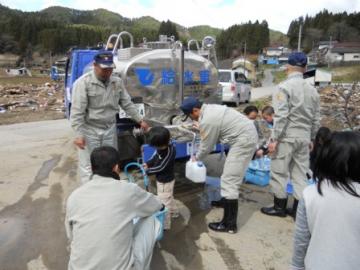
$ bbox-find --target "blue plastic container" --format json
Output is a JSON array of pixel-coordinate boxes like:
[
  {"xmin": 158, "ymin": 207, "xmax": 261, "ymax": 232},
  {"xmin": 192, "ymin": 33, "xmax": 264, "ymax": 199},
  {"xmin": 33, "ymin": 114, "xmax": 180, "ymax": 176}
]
[
  {"xmin": 155, "ymin": 208, "xmax": 167, "ymax": 240},
  {"xmin": 244, "ymin": 157, "xmax": 271, "ymax": 186},
  {"xmin": 244, "ymin": 168, "xmax": 270, "ymax": 186},
  {"xmin": 286, "ymin": 179, "xmax": 315, "ymax": 195}
]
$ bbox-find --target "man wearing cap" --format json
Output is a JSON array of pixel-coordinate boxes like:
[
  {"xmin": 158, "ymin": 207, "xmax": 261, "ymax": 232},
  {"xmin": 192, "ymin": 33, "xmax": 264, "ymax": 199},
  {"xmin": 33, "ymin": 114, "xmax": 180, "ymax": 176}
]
[
  {"xmin": 180, "ymin": 97, "xmax": 258, "ymax": 233},
  {"xmin": 70, "ymin": 51, "xmax": 149, "ymax": 183},
  {"xmin": 261, "ymin": 52, "xmax": 320, "ymax": 218}
]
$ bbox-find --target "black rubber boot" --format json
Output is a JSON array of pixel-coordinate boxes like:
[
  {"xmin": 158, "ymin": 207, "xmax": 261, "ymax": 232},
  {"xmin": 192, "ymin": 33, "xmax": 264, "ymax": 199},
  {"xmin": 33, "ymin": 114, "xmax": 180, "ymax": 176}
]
[
  {"xmin": 260, "ymin": 197, "xmax": 288, "ymax": 217},
  {"xmin": 287, "ymin": 199, "xmax": 299, "ymax": 220},
  {"xmin": 211, "ymin": 197, "xmax": 226, "ymax": 208},
  {"xmin": 208, "ymin": 199, "xmax": 238, "ymax": 233}
]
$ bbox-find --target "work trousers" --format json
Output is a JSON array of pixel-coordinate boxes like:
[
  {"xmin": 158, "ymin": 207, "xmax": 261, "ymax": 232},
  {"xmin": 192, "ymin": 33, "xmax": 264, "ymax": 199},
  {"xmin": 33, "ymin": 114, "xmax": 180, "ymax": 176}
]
[
  {"xmin": 270, "ymin": 139, "xmax": 310, "ymax": 200},
  {"xmin": 156, "ymin": 180, "xmax": 178, "ymax": 230},
  {"xmin": 132, "ymin": 216, "xmax": 162, "ymax": 270},
  {"xmin": 221, "ymin": 137, "xmax": 257, "ymax": 199},
  {"xmin": 78, "ymin": 124, "xmax": 117, "ymax": 183}
]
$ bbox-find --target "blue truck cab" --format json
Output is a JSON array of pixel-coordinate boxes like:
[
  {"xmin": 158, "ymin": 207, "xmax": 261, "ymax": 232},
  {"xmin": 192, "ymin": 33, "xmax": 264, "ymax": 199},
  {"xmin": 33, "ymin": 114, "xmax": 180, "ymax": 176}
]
[{"xmin": 64, "ymin": 49, "xmax": 99, "ymax": 119}]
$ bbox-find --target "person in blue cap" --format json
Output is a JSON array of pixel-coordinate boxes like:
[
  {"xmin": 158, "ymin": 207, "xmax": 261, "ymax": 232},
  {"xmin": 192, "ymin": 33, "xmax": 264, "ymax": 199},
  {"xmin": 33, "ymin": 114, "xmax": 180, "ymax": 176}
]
[
  {"xmin": 180, "ymin": 97, "xmax": 258, "ymax": 233},
  {"xmin": 70, "ymin": 51, "xmax": 149, "ymax": 183},
  {"xmin": 261, "ymin": 52, "xmax": 320, "ymax": 219}
]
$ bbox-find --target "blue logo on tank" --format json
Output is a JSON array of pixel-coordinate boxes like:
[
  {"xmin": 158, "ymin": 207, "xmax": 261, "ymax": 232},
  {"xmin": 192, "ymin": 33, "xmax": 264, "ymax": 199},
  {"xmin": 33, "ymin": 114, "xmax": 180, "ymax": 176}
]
[{"xmin": 134, "ymin": 68, "xmax": 154, "ymax": 86}]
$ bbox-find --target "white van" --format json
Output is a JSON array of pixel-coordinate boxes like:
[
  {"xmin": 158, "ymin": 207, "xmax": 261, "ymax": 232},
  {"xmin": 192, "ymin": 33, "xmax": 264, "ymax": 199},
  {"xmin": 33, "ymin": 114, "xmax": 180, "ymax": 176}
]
[{"xmin": 218, "ymin": 69, "xmax": 252, "ymax": 105}]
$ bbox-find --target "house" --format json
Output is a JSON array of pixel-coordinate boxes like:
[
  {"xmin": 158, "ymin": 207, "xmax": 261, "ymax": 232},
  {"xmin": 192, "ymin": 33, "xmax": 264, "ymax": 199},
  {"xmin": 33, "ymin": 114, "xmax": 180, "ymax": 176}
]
[
  {"xmin": 304, "ymin": 69, "xmax": 332, "ymax": 87},
  {"xmin": 318, "ymin": 40, "xmax": 338, "ymax": 50},
  {"xmin": 5, "ymin": 67, "xmax": 32, "ymax": 76},
  {"xmin": 265, "ymin": 47, "xmax": 283, "ymax": 57},
  {"xmin": 278, "ymin": 52, "xmax": 290, "ymax": 64},
  {"xmin": 261, "ymin": 46, "xmax": 290, "ymax": 65},
  {"xmin": 327, "ymin": 42, "xmax": 360, "ymax": 63},
  {"xmin": 232, "ymin": 58, "xmax": 255, "ymax": 79},
  {"xmin": 267, "ymin": 57, "xmax": 279, "ymax": 65}
]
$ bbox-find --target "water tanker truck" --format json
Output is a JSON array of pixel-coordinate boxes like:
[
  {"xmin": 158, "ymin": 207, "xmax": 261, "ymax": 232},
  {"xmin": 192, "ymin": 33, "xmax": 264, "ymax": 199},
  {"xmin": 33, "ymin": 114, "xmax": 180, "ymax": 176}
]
[{"xmin": 64, "ymin": 32, "xmax": 223, "ymax": 162}]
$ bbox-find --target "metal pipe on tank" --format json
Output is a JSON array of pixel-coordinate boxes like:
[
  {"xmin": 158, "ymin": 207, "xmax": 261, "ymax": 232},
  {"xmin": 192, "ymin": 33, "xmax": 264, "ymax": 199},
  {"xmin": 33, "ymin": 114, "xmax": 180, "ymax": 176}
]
[
  {"xmin": 112, "ymin": 35, "xmax": 123, "ymax": 54},
  {"xmin": 202, "ymin": 36, "xmax": 218, "ymax": 68},
  {"xmin": 119, "ymin": 31, "xmax": 134, "ymax": 48},
  {"xmin": 180, "ymin": 46, "xmax": 185, "ymax": 103},
  {"xmin": 173, "ymin": 41, "xmax": 185, "ymax": 103},
  {"xmin": 187, "ymin": 39, "xmax": 200, "ymax": 51},
  {"xmin": 112, "ymin": 31, "xmax": 134, "ymax": 54},
  {"xmin": 105, "ymin": 34, "xmax": 118, "ymax": 50}
]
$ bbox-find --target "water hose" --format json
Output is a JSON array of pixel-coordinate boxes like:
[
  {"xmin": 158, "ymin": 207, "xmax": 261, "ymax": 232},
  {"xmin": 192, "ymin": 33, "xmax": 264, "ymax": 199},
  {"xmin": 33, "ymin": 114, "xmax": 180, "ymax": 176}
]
[{"xmin": 124, "ymin": 162, "xmax": 149, "ymax": 191}]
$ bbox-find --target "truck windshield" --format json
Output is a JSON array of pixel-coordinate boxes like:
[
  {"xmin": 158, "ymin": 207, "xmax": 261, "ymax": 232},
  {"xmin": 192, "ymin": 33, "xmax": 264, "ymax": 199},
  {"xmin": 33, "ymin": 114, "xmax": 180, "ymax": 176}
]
[{"xmin": 219, "ymin": 71, "xmax": 231, "ymax": 83}]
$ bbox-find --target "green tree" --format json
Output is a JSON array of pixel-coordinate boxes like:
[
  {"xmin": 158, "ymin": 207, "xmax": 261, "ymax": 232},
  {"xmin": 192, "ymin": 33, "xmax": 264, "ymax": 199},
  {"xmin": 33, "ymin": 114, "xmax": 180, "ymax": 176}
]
[{"xmin": 158, "ymin": 20, "xmax": 179, "ymax": 40}]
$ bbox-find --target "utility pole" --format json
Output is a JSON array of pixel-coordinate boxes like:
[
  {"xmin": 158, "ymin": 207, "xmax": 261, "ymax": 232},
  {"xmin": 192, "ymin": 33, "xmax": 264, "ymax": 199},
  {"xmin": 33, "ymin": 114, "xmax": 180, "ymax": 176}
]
[
  {"xmin": 49, "ymin": 51, "xmax": 53, "ymax": 67},
  {"xmin": 243, "ymin": 41, "xmax": 247, "ymax": 72},
  {"xmin": 328, "ymin": 35, "xmax": 332, "ymax": 69},
  {"xmin": 297, "ymin": 23, "xmax": 302, "ymax": 52}
]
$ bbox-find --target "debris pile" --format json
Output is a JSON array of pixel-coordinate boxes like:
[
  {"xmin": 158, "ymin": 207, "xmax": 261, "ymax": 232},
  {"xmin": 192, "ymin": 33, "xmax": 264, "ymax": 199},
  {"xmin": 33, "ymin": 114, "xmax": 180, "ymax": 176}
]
[
  {"xmin": 320, "ymin": 84, "xmax": 360, "ymax": 130},
  {"xmin": 0, "ymin": 83, "xmax": 64, "ymax": 114}
]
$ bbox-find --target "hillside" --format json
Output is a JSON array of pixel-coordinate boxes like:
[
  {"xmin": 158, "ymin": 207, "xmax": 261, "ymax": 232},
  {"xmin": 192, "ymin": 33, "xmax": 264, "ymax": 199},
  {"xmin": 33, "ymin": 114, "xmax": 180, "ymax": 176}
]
[
  {"xmin": 188, "ymin": 25, "xmax": 222, "ymax": 41},
  {"xmin": 0, "ymin": 3, "xmax": 286, "ymax": 59},
  {"xmin": 132, "ymin": 16, "xmax": 160, "ymax": 30},
  {"xmin": 40, "ymin": 6, "xmax": 130, "ymax": 27},
  {"xmin": 269, "ymin": 29, "xmax": 289, "ymax": 46}
]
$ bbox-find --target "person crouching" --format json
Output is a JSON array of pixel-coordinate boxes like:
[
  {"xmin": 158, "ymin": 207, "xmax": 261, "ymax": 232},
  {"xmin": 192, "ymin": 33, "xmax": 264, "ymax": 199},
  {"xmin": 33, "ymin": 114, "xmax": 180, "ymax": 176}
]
[{"xmin": 65, "ymin": 146, "xmax": 163, "ymax": 270}]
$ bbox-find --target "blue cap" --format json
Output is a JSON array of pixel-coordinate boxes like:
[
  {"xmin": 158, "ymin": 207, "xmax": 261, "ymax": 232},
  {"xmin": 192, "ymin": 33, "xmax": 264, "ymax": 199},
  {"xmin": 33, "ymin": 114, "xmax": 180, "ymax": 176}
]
[
  {"xmin": 180, "ymin": 97, "xmax": 202, "ymax": 115},
  {"xmin": 288, "ymin": 52, "xmax": 307, "ymax": 67},
  {"xmin": 94, "ymin": 51, "xmax": 115, "ymax": 68}
]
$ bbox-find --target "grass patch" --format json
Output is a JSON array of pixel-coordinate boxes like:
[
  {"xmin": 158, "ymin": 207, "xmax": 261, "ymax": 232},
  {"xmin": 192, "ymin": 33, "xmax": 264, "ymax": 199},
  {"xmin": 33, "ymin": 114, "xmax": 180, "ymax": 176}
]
[
  {"xmin": 260, "ymin": 64, "xmax": 280, "ymax": 70},
  {"xmin": 331, "ymin": 65, "xmax": 360, "ymax": 83},
  {"xmin": 272, "ymin": 70, "xmax": 287, "ymax": 84}
]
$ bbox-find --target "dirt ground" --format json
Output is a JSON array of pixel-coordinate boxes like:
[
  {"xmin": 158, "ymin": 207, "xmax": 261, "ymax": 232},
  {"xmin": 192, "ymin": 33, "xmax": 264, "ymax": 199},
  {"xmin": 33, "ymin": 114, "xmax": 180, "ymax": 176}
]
[{"xmin": 0, "ymin": 120, "xmax": 294, "ymax": 270}]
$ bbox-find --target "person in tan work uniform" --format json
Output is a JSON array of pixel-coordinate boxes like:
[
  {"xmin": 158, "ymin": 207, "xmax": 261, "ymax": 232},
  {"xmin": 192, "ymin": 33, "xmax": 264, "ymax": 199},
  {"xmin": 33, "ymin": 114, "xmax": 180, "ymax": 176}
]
[
  {"xmin": 70, "ymin": 51, "xmax": 149, "ymax": 183},
  {"xmin": 180, "ymin": 97, "xmax": 258, "ymax": 233},
  {"xmin": 261, "ymin": 52, "xmax": 320, "ymax": 219},
  {"xmin": 66, "ymin": 146, "xmax": 163, "ymax": 270}
]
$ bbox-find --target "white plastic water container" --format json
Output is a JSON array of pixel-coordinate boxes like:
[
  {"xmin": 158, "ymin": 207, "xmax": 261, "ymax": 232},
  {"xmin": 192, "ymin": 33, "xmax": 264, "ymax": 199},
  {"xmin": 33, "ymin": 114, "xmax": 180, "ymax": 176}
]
[{"xmin": 186, "ymin": 160, "xmax": 207, "ymax": 183}]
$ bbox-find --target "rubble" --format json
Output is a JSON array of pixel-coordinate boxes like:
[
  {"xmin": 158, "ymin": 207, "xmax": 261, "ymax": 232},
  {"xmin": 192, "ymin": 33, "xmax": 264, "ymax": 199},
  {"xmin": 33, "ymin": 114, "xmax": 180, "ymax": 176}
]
[
  {"xmin": 0, "ymin": 83, "xmax": 64, "ymax": 114},
  {"xmin": 319, "ymin": 83, "xmax": 360, "ymax": 130}
]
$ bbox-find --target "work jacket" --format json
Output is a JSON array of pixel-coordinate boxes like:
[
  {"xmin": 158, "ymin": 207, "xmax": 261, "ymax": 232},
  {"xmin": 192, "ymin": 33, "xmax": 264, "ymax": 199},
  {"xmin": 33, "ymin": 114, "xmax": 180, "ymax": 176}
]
[
  {"xmin": 272, "ymin": 72, "xmax": 320, "ymax": 142},
  {"xmin": 65, "ymin": 175, "xmax": 162, "ymax": 270},
  {"xmin": 70, "ymin": 71, "xmax": 142, "ymax": 137},
  {"xmin": 196, "ymin": 104, "xmax": 257, "ymax": 160}
]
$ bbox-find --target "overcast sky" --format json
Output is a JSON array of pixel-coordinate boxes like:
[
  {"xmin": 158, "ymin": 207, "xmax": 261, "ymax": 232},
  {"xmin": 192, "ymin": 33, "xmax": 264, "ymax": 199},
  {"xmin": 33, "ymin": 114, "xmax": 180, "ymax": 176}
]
[{"xmin": 1, "ymin": 0, "xmax": 359, "ymax": 33}]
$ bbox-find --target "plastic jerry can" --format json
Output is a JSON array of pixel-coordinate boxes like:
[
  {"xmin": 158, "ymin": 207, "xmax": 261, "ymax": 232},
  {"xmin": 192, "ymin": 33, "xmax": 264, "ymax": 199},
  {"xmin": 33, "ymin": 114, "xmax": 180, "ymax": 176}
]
[{"xmin": 186, "ymin": 160, "xmax": 207, "ymax": 183}]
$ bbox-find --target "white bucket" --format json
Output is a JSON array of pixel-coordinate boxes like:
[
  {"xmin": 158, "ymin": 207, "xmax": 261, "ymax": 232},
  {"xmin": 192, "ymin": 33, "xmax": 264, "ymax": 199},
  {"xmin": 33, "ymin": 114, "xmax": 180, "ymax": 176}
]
[{"xmin": 186, "ymin": 160, "xmax": 207, "ymax": 183}]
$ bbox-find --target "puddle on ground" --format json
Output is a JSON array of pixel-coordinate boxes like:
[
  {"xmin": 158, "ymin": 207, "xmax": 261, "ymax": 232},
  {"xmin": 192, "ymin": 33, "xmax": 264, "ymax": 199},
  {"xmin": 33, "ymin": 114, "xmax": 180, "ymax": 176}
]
[{"xmin": 0, "ymin": 156, "xmax": 68, "ymax": 270}]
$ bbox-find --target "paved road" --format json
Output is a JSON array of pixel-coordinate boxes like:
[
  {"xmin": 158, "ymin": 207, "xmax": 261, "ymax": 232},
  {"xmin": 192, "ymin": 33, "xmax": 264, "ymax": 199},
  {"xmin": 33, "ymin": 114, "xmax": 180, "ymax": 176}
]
[
  {"xmin": 252, "ymin": 85, "xmax": 277, "ymax": 100},
  {"xmin": 0, "ymin": 76, "xmax": 288, "ymax": 270},
  {"xmin": 251, "ymin": 69, "xmax": 277, "ymax": 101}
]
